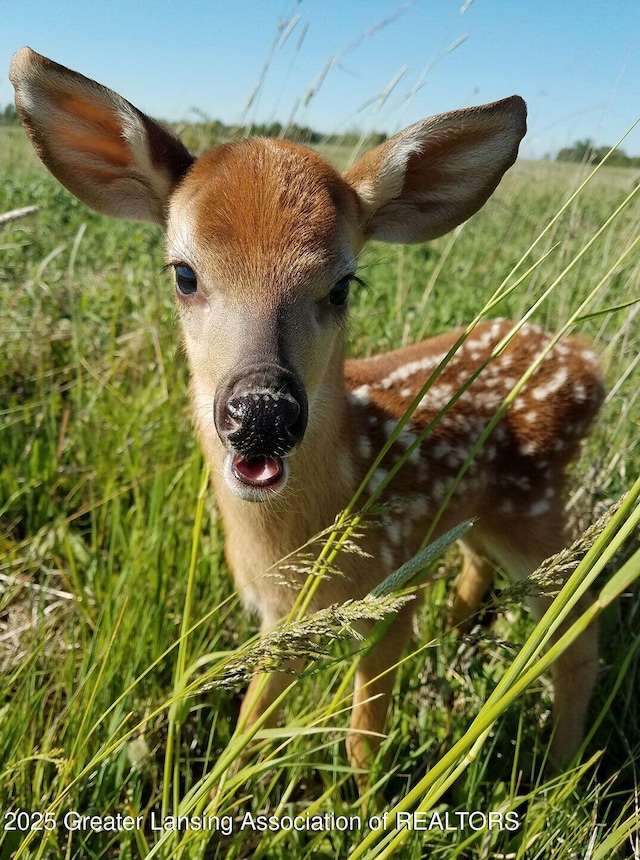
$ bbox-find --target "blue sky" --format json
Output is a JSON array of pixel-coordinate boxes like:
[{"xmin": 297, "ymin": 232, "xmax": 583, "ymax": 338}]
[{"xmin": 1, "ymin": 0, "xmax": 639, "ymax": 159}]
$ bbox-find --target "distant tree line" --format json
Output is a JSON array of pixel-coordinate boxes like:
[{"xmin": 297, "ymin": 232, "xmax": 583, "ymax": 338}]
[
  {"xmin": 4, "ymin": 101, "xmax": 639, "ymax": 166},
  {"xmin": 0, "ymin": 103, "xmax": 19, "ymax": 123},
  {"xmin": 556, "ymin": 138, "xmax": 640, "ymax": 168},
  {"xmin": 247, "ymin": 120, "xmax": 387, "ymax": 148}
]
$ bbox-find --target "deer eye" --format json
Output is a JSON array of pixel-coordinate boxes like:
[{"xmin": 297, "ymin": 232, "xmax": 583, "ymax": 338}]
[
  {"xmin": 175, "ymin": 264, "xmax": 198, "ymax": 296},
  {"xmin": 328, "ymin": 276, "xmax": 352, "ymax": 307}
]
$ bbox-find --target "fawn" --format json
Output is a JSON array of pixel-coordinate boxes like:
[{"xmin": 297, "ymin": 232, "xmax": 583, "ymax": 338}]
[{"xmin": 10, "ymin": 47, "xmax": 604, "ymax": 783}]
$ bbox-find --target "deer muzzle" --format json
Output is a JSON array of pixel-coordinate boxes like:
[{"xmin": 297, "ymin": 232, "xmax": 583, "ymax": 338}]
[{"xmin": 214, "ymin": 363, "xmax": 308, "ymax": 500}]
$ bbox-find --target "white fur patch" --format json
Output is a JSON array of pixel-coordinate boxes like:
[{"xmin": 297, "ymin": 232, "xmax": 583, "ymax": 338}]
[
  {"xmin": 376, "ymin": 353, "xmax": 445, "ymax": 390},
  {"xmin": 368, "ymin": 468, "xmax": 387, "ymax": 493},
  {"xmin": 350, "ymin": 384, "xmax": 371, "ymax": 405},
  {"xmin": 531, "ymin": 366, "xmax": 569, "ymax": 401},
  {"xmin": 527, "ymin": 499, "xmax": 550, "ymax": 517},
  {"xmin": 358, "ymin": 435, "xmax": 373, "ymax": 460},
  {"xmin": 380, "ymin": 543, "xmax": 395, "ymax": 571}
]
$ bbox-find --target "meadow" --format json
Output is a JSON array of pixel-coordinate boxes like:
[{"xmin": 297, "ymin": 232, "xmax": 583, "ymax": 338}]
[{"xmin": 1, "ymin": 114, "xmax": 639, "ymax": 860}]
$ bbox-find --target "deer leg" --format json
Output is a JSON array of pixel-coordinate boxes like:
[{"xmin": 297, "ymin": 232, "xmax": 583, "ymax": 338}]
[
  {"xmin": 472, "ymin": 516, "xmax": 599, "ymax": 766},
  {"xmin": 238, "ymin": 659, "xmax": 305, "ymax": 734},
  {"xmin": 528, "ymin": 594, "xmax": 598, "ymax": 765},
  {"xmin": 347, "ymin": 609, "xmax": 413, "ymax": 786},
  {"xmin": 449, "ymin": 547, "xmax": 495, "ymax": 632}
]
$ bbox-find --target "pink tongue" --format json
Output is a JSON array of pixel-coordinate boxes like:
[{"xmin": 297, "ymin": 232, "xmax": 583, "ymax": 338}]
[{"xmin": 234, "ymin": 455, "xmax": 283, "ymax": 485}]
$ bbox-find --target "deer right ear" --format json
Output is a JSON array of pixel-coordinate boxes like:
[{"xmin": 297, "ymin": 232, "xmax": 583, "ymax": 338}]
[
  {"xmin": 344, "ymin": 96, "xmax": 527, "ymax": 244},
  {"xmin": 9, "ymin": 47, "xmax": 194, "ymax": 224}
]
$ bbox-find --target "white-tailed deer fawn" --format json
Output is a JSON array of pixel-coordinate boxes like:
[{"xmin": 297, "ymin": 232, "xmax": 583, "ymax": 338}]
[{"xmin": 11, "ymin": 48, "xmax": 604, "ymax": 783}]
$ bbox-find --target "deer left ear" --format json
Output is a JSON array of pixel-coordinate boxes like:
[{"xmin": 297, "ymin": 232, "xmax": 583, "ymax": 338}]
[
  {"xmin": 344, "ymin": 95, "xmax": 527, "ymax": 244},
  {"xmin": 9, "ymin": 47, "xmax": 194, "ymax": 224}
]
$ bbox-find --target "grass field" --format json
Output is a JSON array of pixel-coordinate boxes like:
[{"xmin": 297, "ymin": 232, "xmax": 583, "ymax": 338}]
[{"xmin": 1, "ymin": 116, "xmax": 639, "ymax": 860}]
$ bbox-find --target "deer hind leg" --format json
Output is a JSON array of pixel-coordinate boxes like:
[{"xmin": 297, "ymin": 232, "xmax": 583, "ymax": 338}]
[
  {"xmin": 528, "ymin": 593, "xmax": 598, "ymax": 765},
  {"xmin": 449, "ymin": 546, "xmax": 496, "ymax": 632},
  {"xmin": 473, "ymin": 516, "xmax": 598, "ymax": 765},
  {"xmin": 347, "ymin": 604, "xmax": 415, "ymax": 787}
]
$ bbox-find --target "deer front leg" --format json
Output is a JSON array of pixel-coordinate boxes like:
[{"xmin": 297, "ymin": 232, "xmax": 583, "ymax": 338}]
[
  {"xmin": 238, "ymin": 660, "xmax": 305, "ymax": 734},
  {"xmin": 449, "ymin": 549, "xmax": 495, "ymax": 632},
  {"xmin": 214, "ymin": 661, "xmax": 303, "ymax": 793}
]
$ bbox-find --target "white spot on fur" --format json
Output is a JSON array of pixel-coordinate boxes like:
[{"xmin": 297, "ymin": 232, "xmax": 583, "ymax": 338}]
[
  {"xmin": 454, "ymin": 413, "xmax": 472, "ymax": 434},
  {"xmin": 455, "ymin": 475, "xmax": 469, "ymax": 493},
  {"xmin": 368, "ymin": 468, "xmax": 387, "ymax": 493},
  {"xmin": 430, "ymin": 439, "xmax": 451, "ymax": 459},
  {"xmin": 521, "ymin": 322, "xmax": 543, "ymax": 338},
  {"xmin": 446, "ymin": 447, "xmax": 469, "ymax": 468},
  {"xmin": 527, "ymin": 499, "xmax": 551, "ymax": 517},
  {"xmin": 350, "ymin": 384, "xmax": 371, "ymax": 405},
  {"xmin": 490, "ymin": 320, "xmax": 504, "ymax": 339},
  {"xmin": 437, "ymin": 415, "xmax": 453, "ymax": 432},
  {"xmin": 573, "ymin": 382, "xmax": 587, "ymax": 402},
  {"xmin": 392, "ymin": 426, "xmax": 421, "ymax": 464},
  {"xmin": 484, "ymin": 376, "xmax": 504, "ymax": 389},
  {"xmin": 376, "ymin": 353, "xmax": 445, "ymax": 390},
  {"xmin": 384, "ymin": 419, "xmax": 396, "ymax": 437},
  {"xmin": 424, "ymin": 384, "xmax": 454, "ymax": 410},
  {"xmin": 380, "ymin": 543, "xmax": 394, "ymax": 570},
  {"xmin": 388, "ymin": 521, "xmax": 403, "ymax": 546},
  {"xmin": 548, "ymin": 366, "xmax": 569, "ymax": 391},
  {"xmin": 499, "ymin": 353, "xmax": 514, "ymax": 369},
  {"xmin": 410, "ymin": 497, "xmax": 428, "ymax": 520},
  {"xmin": 358, "ymin": 435, "xmax": 373, "ymax": 460},
  {"xmin": 469, "ymin": 328, "xmax": 494, "ymax": 351},
  {"xmin": 399, "ymin": 429, "xmax": 419, "ymax": 449},
  {"xmin": 492, "ymin": 426, "xmax": 507, "ymax": 443},
  {"xmin": 531, "ymin": 366, "xmax": 569, "ymax": 401},
  {"xmin": 431, "ymin": 478, "xmax": 446, "ymax": 501},
  {"xmin": 384, "ymin": 419, "xmax": 419, "ymax": 454}
]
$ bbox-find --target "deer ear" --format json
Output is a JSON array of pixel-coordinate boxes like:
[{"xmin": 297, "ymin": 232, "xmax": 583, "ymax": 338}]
[
  {"xmin": 344, "ymin": 96, "xmax": 527, "ymax": 244},
  {"xmin": 9, "ymin": 47, "xmax": 194, "ymax": 224}
]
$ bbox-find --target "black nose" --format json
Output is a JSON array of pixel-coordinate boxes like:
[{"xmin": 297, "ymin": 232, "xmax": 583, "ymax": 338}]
[
  {"xmin": 214, "ymin": 364, "xmax": 308, "ymax": 458},
  {"xmin": 226, "ymin": 389, "xmax": 303, "ymax": 457}
]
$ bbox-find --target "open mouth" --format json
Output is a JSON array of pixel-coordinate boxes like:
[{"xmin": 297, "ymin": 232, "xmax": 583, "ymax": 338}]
[
  {"xmin": 232, "ymin": 454, "xmax": 284, "ymax": 488},
  {"xmin": 226, "ymin": 453, "xmax": 288, "ymax": 499}
]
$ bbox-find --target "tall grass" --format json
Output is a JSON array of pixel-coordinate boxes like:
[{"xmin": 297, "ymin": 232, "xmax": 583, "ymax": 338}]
[{"xmin": 1, "ymin": 52, "xmax": 639, "ymax": 860}]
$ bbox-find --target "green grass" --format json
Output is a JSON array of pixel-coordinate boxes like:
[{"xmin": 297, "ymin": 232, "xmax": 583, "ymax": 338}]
[{"xmin": 1, "ymin": 121, "xmax": 639, "ymax": 860}]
